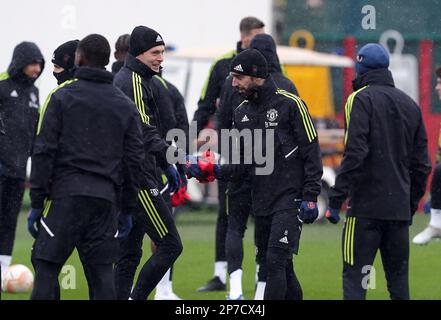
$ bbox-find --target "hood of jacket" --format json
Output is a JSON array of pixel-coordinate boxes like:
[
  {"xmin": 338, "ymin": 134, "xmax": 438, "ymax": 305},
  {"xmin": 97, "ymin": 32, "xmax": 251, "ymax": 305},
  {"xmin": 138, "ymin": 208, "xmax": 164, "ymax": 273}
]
[
  {"xmin": 7, "ymin": 41, "xmax": 45, "ymax": 84},
  {"xmin": 250, "ymin": 34, "xmax": 281, "ymax": 74}
]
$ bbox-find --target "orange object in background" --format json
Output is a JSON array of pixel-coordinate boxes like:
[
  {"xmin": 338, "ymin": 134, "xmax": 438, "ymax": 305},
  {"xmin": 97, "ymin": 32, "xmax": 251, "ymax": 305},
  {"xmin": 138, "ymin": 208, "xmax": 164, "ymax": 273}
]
[{"xmin": 284, "ymin": 65, "xmax": 335, "ymax": 119}]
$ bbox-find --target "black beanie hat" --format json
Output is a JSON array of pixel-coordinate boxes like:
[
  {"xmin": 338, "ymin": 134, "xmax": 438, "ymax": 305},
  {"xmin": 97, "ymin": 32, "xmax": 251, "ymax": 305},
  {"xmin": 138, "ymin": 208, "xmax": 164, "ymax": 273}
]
[
  {"xmin": 52, "ymin": 40, "xmax": 79, "ymax": 70},
  {"xmin": 129, "ymin": 26, "xmax": 165, "ymax": 56},
  {"xmin": 230, "ymin": 48, "xmax": 268, "ymax": 79}
]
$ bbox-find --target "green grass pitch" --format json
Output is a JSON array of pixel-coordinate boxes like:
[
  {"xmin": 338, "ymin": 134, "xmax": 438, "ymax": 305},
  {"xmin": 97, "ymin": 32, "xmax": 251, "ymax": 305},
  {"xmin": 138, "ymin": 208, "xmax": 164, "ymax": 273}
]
[{"xmin": 3, "ymin": 205, "xmax": 441, "ymax": 300}]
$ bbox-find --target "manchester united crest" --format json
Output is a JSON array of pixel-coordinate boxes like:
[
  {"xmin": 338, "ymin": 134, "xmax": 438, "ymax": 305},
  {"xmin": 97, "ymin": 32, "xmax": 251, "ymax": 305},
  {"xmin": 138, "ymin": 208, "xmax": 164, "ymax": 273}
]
[
  {"xmin": 149, "ymin": 188, "xmax": 159, "ymax": 197},
  {"xmin": 266, "ymin": 108, "xmax": 278, "ymax": 122}
]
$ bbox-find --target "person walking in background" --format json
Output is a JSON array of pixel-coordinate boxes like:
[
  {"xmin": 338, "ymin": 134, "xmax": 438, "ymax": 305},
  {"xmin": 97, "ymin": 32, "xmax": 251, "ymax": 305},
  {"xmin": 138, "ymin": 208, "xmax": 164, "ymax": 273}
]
[{"xmin": 326, "ymin": 44, "xmax": 431, "ymax": 300}]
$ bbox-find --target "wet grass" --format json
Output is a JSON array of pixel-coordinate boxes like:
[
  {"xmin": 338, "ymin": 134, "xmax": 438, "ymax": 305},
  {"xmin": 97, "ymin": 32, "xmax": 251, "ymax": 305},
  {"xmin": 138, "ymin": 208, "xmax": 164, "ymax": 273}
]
[{"xmin": 3, "ymin": 206, "xmax": 440, "ymax": 300}]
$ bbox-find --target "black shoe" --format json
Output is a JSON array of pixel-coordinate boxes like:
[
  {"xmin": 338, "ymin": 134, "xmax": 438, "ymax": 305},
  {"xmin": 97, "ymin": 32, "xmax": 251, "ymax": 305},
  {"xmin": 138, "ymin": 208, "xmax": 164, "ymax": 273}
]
[{"xmin": 196, "ymin": 276, "xmax": 226, "ymax": 292}]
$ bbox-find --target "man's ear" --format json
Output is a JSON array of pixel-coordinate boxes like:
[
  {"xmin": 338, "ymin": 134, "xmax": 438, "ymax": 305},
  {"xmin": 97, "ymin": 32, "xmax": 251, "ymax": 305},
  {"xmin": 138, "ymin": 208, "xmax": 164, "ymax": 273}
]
[
  {"xmin": 254, "ymin": 77, "xmax": 265, "ymax": 86},
  {"xmin": 74, "ymin": 49, "xmax": 84, "ymax": 67}
]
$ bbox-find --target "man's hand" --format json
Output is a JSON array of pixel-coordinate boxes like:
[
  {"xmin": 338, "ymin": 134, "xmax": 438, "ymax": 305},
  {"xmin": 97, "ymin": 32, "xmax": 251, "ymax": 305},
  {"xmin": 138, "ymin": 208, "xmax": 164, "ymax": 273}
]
[
  {"xmin": 325, "ymin": 207, "xmax": 341, "ymax": 224},
  {"xmin": 299, "ymin": 201, "xmax": 319, "ymax": 224},
  {"xmin": 171, "ymin": 185, "xmax": 191, "ymax": 207},
  {"xmin": 117, "ymin": 213, "xmax": 133, "ymax": 239},
  {"xmin": 185, "ymin": 155, "xmax": 204, "ymax": 179},
  {"xmin": 27, "ymin": 208, "xmax": 43, "ymax": 239},
  {"xmin": 164, "ymin": 165, "xmax": 180, "ymax": 193},
  {"xmin": 185, "ymin": 152, "xmax": 217, "ymax": 183}
]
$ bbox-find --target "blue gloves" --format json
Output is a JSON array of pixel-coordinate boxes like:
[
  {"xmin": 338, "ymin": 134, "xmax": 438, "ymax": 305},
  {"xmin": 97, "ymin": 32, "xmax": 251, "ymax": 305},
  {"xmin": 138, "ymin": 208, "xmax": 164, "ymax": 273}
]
[
  {"xmin": 424, "ymin": 198, "xmax": 431, "ymax": 214},
  {"xmin": 325, "ymin": 207, "xmax": 341, "ymax": 224},
  {"xmin": 27, "ymin": 208, "xmax": 43, "ymax": 239},
  {"xmin": 299, "ymin": 201, "xmax": 319, "ymax": 224},
  {"xmin": 176, "ymin": 163, "xmax": 188, "ymax": 188},
  {"xmin": 117, "ymin": 213, "xmax": 133, "ymax": 238},
  {"xmin": 164, "ymin": 165, "xmax": 180, "ymax": 193},
  {"xmin": 185, "ymin": 154, "xmax": 218, "ymax": 182},
  {"xmin": 185, "ymin": 155, "xmax": 203, "ymax": 179}
]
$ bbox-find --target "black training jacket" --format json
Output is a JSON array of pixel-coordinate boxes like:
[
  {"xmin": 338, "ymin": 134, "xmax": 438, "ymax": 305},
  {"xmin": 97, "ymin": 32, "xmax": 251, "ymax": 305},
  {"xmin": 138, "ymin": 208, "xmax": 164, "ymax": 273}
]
[
  {"xmin": 218, "ymin": 75, "xmax": 323, "ymax": 216},
  {"xmin": 114, "ymin": 54, "xmax": 178, "ymax": 177},
  {"xmin": 30, "ymin": 67, "xmax": 145, "ymax": 209},
  {"xmin": 0, "ymin": 42, "xmax": 45, "ymax": 179},
  {"xmin": 216, "ymin": 36, "xmax": 298, "ymax": 196},
  {"xmin": 152, "ymin": 75, "xmax": 189, "ymax": 150},
  {"xmin": 329, "ymin": 68, "xmax": 431, "ymax": 220}
]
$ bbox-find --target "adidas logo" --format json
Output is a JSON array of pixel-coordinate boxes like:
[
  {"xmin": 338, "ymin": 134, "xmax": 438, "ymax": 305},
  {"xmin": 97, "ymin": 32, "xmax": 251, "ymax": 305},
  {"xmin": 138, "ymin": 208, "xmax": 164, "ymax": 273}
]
[
  {"xmin": 234, "ymin": 64, "xmax": 244, "ymax": 72},
  {"xmin": 241, "ymin": 115, "xmax": 249, "ymax": 122},
  {"xmin": 279, "ymin": 236, "xmax": 288, "ymax": 244},
  {"xmin": 156, "ymin": 35, "xmax": 163, "ymax": 42},
  {"xmin": 10, "ymin": 90, "xmax": 18, "ymax": 97}
]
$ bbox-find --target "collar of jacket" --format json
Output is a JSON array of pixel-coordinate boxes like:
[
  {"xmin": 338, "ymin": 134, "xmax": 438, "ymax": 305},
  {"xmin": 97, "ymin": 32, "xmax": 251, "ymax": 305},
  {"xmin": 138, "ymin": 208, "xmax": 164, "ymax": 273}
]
[
  {"xmin": 352, "ymin": 68, "xmax": 395, "ymax": 91},
  {"xmin": 124, "ymin": 54, "xmax": 158, "ymax": 79},
  {"xmin": 248, "ymin": 74, "xmax": 277, "ymax": 107},
  {"xmin": 74, "ymin": 67, "xmax": 114, "ymax": 83},
  {"xmin": 236, "ymin": 41, "xmax": 244, "ymax": 54}
]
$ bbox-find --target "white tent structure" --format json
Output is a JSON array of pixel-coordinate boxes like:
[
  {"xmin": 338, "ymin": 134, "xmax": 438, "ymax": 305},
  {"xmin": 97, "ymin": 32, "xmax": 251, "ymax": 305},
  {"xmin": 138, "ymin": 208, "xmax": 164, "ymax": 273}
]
[
  {"xmin": 162, "ymin": 45, "xmax": 353, "ymax": 119},
  {"xmin": 167, "ymin": 45, "xmax": 353, "ymax": 67}
]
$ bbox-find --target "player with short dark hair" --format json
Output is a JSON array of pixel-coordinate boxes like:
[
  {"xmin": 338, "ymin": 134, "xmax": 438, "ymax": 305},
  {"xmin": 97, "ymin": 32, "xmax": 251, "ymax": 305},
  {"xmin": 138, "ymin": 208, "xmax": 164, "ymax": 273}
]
[
  {"xmin": 28, "ymin": 33, "xmax": 145, "ymax": 300},
  {"xmin": 112, "ymin": 34, "xmax": 130, "ymax": 74}
]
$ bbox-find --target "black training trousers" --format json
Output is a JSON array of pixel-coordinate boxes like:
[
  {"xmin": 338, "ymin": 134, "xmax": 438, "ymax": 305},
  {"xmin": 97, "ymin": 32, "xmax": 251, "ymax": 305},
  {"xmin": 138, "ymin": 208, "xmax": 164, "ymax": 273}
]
[
  {"xmin": 342, "ymin": 216, "xmax": 409, "ymax": 300},
  {"xmin": 254, "ymin": 207, "xmax": 303, "ymax": 300},
  {"xmin": 0, "ymin": 176, "xmax": 25, "ymax": 256},
  {"xmin": 215, "ymin": 180, "xmax": 228, "ymax": 262},
  {"xmin": 31, "ymin": 196, "xmax": 118, "ymax": 300},
  {"xmin": 114, "ymin": 188, "xmax": 182, "ymax": 300},
  {"xmin": 225, "ymin": 185, "xmax": 252, "ymax": 275}
]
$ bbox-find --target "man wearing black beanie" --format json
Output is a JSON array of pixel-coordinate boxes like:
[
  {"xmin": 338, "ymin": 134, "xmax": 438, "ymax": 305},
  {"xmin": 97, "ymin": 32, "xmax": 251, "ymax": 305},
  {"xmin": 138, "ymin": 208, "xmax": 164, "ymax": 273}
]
[
  {"xmin": 216, "ymin": 35, "xmax": 299, "ymax": 300},
  {"xmin": 195, "ymin": 17, "xmax": 265, "ymax": 293},
  {"xmin": 52, "ymin": 40, "xmax": 79, "ymax": 85},
  {"xmin": 188, "ymin": 48, "xmax": 323, "ymax": 300},
  {"xmin": 113, "ymin": 25, "xmax": 186, "ymax": 300}
]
